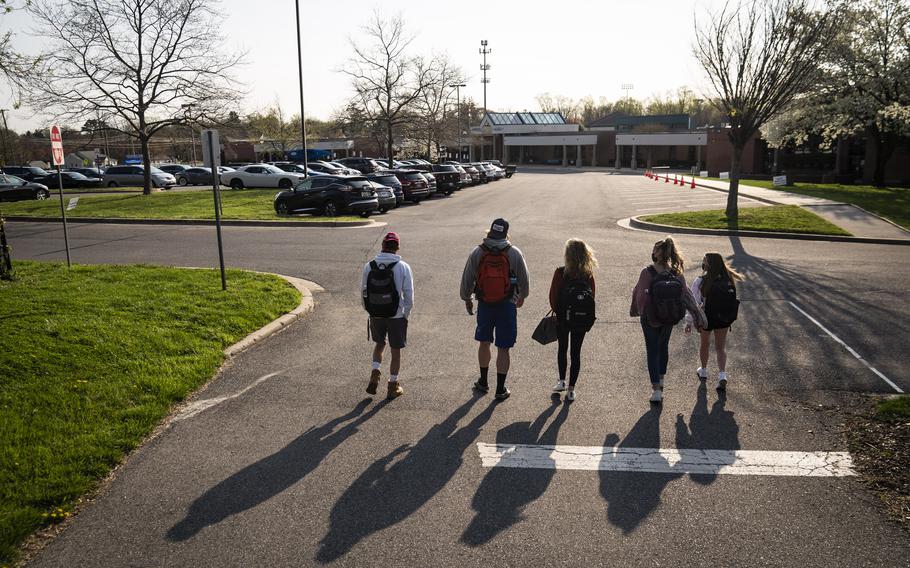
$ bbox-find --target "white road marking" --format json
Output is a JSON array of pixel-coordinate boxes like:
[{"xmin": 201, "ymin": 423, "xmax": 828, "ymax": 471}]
[
  {"xmin": 172, "ymin": 371, "xmax": 285, "ymax": 422},
  {"xmin": 476, "ymin": 443, "xmax": 855, "ymax": 477},
  {"xmin": 788, "ymin": 302, "xmax": 903, "ymax": 393}
]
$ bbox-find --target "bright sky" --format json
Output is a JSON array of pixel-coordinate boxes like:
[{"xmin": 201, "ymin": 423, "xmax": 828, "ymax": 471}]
[{"xmin": 0, "ymin": 0, "xmax": 722, "ymax": 132}]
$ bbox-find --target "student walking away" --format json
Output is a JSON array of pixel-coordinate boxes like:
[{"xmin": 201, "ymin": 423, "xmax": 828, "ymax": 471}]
[
  {"xmin": 685, "ymin": 252, "xmax": 743, "ymax": 391},
  {"xmin": 460, "ymin": 218, "xmax": 530, "ymax": 401},
  {"xmin": 630, "ymin": 237, "xmax": 706, "ymax": 404},
  {"xmin": 363, "ymin": 232, "xmax": 414, "ymax": 400},
  {"xmin": 549, "ymin": 239, "xmax": 598, "ymax": 402}
]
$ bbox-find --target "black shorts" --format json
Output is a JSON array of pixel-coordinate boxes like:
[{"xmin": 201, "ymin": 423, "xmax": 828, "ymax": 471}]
[{"xmin": 370, "ymin": 317, "xmax": 408, "ymax": 349}]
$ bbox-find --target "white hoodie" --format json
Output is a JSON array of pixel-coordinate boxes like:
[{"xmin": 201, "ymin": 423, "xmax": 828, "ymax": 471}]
[{"xmin": 361, "ymin": 251, "xmax": 414, "ymax": 319}]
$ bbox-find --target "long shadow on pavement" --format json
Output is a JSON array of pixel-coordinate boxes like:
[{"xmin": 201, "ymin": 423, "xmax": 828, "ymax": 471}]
[
  {"xmin": 316, "ymin": 394, "xmax": 496, "ymax": 563},
  {"xmin": 167, "ymin": 398, "xmax": 385, "ymax": 541},
  {"xmin": 461, "ymin": 397, "xmax": 570, "ymax": 546},
  {"xmin": 675, "ymin": 383, "xmax": 739, "ymax": 484},
  {"xmin": 599, "ymin": 406, "xmax": 682, "ymax": 534}
]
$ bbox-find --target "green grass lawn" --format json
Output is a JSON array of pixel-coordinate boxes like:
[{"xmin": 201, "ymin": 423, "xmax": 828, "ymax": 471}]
[
  {"xmin": 0, "ymin": 189, "xmax": 361, "ymax": 222},
  {"xmin": 0, "ymin": 261, "xmax": 301, "ymax": 563},
  {"xmin": 876, "ymin": 396, "xmax": 910, "ymax": 422},
  {"xmin": 641, "ymin": 205, "xmax": 852, "ymax": 236},
  {"xmin": 698, "ymin": 177, "xmax": 910, "ymax": 231}
]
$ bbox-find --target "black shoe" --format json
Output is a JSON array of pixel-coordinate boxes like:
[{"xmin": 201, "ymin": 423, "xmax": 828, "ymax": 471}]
[
  {"xmin": 473, "ymin": 380, "xmax": 489, "ymax": 394},
  {"xmin": 495, "ymin": 388, "xmax": 511, "ymax": 401}
]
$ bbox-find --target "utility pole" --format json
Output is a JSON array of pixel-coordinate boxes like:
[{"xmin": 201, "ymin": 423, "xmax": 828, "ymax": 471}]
[
  {"xmin": 450, "ymin": 83, "xmax": 466, "ymax": 161},
  {"xmin": 0, "ymin": 109, "xmax": 10, "ymax": 165},
  {"xmin": 479, "ymin": 40, "xmax": 491, "ymax": 160},
  {"xmin": 295, "ymin": 0, "xmax": 309, "ymax": 174},
  {"xmin": 181, "ymin": 103, "xmax": 198, "ymax": 165}
]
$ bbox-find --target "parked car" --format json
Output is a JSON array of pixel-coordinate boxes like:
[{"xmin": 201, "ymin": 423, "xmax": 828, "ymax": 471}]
[
  {"xmin": 271, "ymin": 162, "xmax": 326, "ymax": 177},
  {"xmin": 422, "ymin": 172, "xmax": 438, "ymax": 196},
  {"xmin": 67, "ymin": 167, "xmax": 106, "ymax": 178},
  {"xmin": 175, "ymin": 167, "xmax": 219, "ymax": 186},
  {"xmin": 158, "ymin": 164, "xmax": 191, "ymax": 176},
  {"xmin": 306, "ymin": 161, "xmax": 341, "ymax": 175},
  {"xmin": 103, "ymin": 165, "xmax": 176, "ymax": 188},
  {"xmin": 217, "ymin": 166, "xmax": 236, "ymax": 174},
  {"xmin": 400, "ymin": 159, "xmax": 431, "ymax": 172},
  {"xmin": 485, "ymin": 162, "xmax": 506, "ymax": 180},
  {"xmin": 220, "ymin": 164, "xmax": 306, "ymax": 189},
  {"xmin": 273, "ymin": 175, "xmax": 378, "ymax": 217},
  {"xmin": 469, "ymin": 162, "xmax": 492, "ymax": 184},
  {"xmin": 328, "ymin": 161, "xmax": 361, "ymax": 176},
  {"xmin": 456, "ymin": 163, "xmax": 482, "ymax": 185},
  {"xmin": 1, "ymin": 166, "xmax": 51, "ymax": 182},
  {"xmin": 429, "ymin": 165, "xmax": 462, "ymax": 194},
  {"xmin": 34, "ymin": 171, "xmax": 102, "ymax": 188},
  {"xmin": 336, "ymin": 157, "xmax": 383, "ymax": 174},
  {"xmin": 367, "ymin": 171, "xmax": 405, "ymax": 205},
  {"xmin": 488, "ymin": 159, "xmax": 517, "ymax": 178},
  {"xmin": 0, "ymin": 174, "xmax": 50, "ymax": 201},
  {"xmin": 368, "ymin": 180, "xmax": 397, "ymax": 213},
  {"xmin": 384, "ymin": 169, "xmax": 430, "ymax": 203}
]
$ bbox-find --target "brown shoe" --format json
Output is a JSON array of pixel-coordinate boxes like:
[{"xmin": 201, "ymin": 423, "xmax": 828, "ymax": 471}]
[
  {"xmin": 367, "ymin": 369, "xmax": 381, "ymax": 395},
  {"xmin": 387, "ymin": 381, "xmax": 404, "ymax": 400}
]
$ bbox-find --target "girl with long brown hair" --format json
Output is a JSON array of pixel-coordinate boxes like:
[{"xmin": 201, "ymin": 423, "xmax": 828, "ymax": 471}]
[
  {"xmin": 685, "ymin": 252, "xmax": 744, "ymax": 390},
  {"xmin": 549, "ymin": 238, "xmax": 598, "ymax": 401},
  {"xmin": 631, "ymin": 237, "xmax": 706, "ymax": 403}
]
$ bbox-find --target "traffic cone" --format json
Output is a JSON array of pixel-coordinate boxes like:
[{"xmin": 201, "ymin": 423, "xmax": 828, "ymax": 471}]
[
  {"xmin": 665, "ymin": 174, "xmax": 669, "ymax": 183},
  {"xmin": 654, "ymin": 173, "xmax": 659, "ymax": 182},
  {"xmin": 690, "ymin": 176, "xmax": 696, "ymax": 189},
  {"xmin": 673, "ymin": 175, "xmax": 678, "ymax": 185}
]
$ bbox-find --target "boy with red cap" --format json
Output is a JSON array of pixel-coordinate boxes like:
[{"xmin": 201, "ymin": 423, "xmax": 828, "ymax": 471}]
[{"xmin": 362, "ymin": 232, "xmax": 414, "ymax": 399}]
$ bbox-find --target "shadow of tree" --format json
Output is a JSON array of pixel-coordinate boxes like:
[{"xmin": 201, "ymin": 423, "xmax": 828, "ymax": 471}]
[
  {"xmin": 167, "ymin": 398, "xmax": 384, "ymax": 541},
  {"xmin": 599, "ymin": 406, "xmax": 682, "ymax": 534},
  {"xmin": 316, "ymin": 394, "xmax": 495, "ymax": 563},
  {"xmin": 461, "ymin": 397, "xmax": 570, "ymax": 546},
  {"xmin": 675, "ymin": 383, "xmax": 739, "ymax": 484}
]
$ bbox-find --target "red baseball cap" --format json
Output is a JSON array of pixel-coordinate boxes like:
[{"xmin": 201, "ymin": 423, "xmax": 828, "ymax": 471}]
[{"xmin": 383, "ymin": 232, "xmax": 400, "ymax": 244}]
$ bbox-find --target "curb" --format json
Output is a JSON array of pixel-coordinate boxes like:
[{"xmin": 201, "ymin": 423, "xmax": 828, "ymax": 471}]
[
  {"xmin": 223, "ymin": 274, "xmax": 324, "ymax": 358},
  {"xmin": 5, "ymin": 216, "xmax": 376, "ymax": 227},
  {"xmin": 624, "ymin": 216, "xmax": 910, "ymax": 246}
]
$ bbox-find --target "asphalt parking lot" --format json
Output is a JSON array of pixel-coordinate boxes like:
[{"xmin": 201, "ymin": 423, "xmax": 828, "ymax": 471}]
[{"xmin": 9, "ymin": 170, "xmax": 909, "ymax": 567}]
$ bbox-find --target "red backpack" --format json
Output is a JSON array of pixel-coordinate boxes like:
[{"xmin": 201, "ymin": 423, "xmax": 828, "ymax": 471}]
[{"xmin": 476, "ymin": 245, "xmax": 512, "ymax": 303}]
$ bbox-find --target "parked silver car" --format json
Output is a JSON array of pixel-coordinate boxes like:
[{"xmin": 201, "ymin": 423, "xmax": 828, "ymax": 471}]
[{"xmin": 102, "ymin": 165, "xmax": 176, "ymax": 188}]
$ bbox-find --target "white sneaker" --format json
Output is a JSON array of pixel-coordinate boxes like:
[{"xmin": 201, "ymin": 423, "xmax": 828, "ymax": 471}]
[
  {"xmin": 696, "ymin": 367, "xmax": 708, "ymax": 380},
  {"xmin": 566, "ymin": 390, "xmax": 576, "ymax": 402},
  {"xmin": 716, "ymin": 372, "xmax": 728, "ymax": 390},
  {"xmin": 552, "ymin": 380, "xmax": 567, "ymax": 392},
  {"xmin": 649, "ymin": 388, "xmax": 663, "ymax": 403}
]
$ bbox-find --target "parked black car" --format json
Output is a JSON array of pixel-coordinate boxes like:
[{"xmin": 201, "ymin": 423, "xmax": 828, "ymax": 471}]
[
  {"xmin": 368, "ymin": 180, "xmax": 397, "ymax": 213},
  {"xmin": 34, "ymin": 171, "xmax": 102, "ymax": 188},
  {"xmin": 488, "ymin": 160, "xmax": 517, "ymax": 178},
  {"xmin": 422, "ymin": 172, "xmax": 438, "ymax": 196},
  {"xmin": 0, "ymin": 174, "xmax": 50, "ymax": 201},
  {"xmin": 385, "ymin": 170, "xmax": 430, "ymax": 203},
  {"xmin": 367, "ymin": 171, "xmax": 405, "ymax": 205},
  {"xmin": 456, "ymin": 163, "xmax": 482, "ymax": 185},
  {"xmin": 336, "ymin": 157, "xmax": 383, "ymax": 174},
  {"xmin": 430, "ymin": 164, "xmax": 462, "ymax": 194},
  {"xmin": 158, "ymin": 164, "xmax": 191, "ymax": 176},
  {"xmin": 67, "ymin": 167, "xmax": 106, "ymax": 178},
  {"xmin": 176, "ymin": 167, "xmax": 218, "ymax": 186},
  {"xmin": 274, "ymin": 175, "xmax": 378, "ymax": 217},
  {"xmin": 468, "ymin": 162, "xmax": 492, "ymax": 184},
  {"xmin": 1, "ymin": 166, "xmax": 52, "ymax": 182}
]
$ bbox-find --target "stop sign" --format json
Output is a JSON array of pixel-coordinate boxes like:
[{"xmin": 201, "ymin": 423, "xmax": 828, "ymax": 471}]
[{"xmin": 50, "ymin": 125, "xmax": 64, "ymax": 166}]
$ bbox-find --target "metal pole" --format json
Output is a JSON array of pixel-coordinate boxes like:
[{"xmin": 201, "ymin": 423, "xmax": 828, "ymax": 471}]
[
  {"xmin": 207, "ymin": 130, "xmax": 226, "ymax": 290},
  {"xmin": 190, "ymin": 127, "xmax": 197, "ymax": 165},
  {"xmin": 295, "ymin": 0, "xmax": 309, "ymax": 175},
  {"xmin": 0, "ymin": 109, "xmax": 9, "ymax": 165},
  {"xmin": 456, "ymin": 86, "xmax": 461, "ymax": 160},
  {"xmin": 56, "ymin": 165, "xmax": 71, "ymax": 267}
]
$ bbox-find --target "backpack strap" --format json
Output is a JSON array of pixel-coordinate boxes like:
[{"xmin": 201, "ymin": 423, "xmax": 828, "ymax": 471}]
[{"xmin": 370, "ymin": 260, "xmax": 379, "ymax": 271}]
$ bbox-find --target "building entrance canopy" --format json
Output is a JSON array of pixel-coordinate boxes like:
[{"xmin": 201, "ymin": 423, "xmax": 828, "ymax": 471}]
[{"xmin": 616, "ymin": 132, "xmax": 706, "ymax": 146}]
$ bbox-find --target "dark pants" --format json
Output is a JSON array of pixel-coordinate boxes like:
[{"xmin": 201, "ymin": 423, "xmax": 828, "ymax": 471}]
[
  {"xmin": 641, "ymin": 317, "xmax": 673, "ymax": 385},
  {"xmin": 557, "ymin": 326, "xmax": 587, "ymax": 387}
]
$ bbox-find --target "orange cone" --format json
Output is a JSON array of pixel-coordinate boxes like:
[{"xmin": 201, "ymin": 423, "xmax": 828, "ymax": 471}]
[
  {"xmin": 673, "ymin": 175, "xmax": 678, "ymax": 185},
  {"xmin": 690, "ymin": 176, "xmax": 696, "ymax": 189},
  {"xmin": 665, "ymin": 174, "xmax": 669, "ymax": 183},
  {"xmin": 654, "ymin": 173, "xmax": 659, "ymax": 182}
]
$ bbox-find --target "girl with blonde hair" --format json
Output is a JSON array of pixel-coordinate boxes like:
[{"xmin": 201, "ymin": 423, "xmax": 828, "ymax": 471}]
[
  {"xmin": 685, "ymin": 252, "xmax": 744, "ymax": 390},
  {"xmin": 631, "ymin": 237, "xmax": 707, "ymax": 403},
  {"xmin": 548, "ymin": 238, "xmax": 598, "ymax": 401}
]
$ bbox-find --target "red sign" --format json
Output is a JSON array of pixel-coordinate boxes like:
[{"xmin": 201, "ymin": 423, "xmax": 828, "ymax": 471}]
[{"xmin": 50, "ymin": 125, "xmax": 64, "ymax": 166}]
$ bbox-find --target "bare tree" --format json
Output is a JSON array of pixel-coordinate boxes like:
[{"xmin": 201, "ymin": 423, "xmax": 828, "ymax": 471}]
[
  {"xmin": 247, "ymin": 100, "xmax": 301, "ymax": 159},
  {"xmin": 342, "ymin": 13, "xmax": 435, "ymax": 169},
  {"xmin": 27, "ymin": 0, "xmax": 244, "ymax": 194},
  {"xmin": 694, "ymin": 0, "xmax": 841, "ymax": 221},
  {"xmin": 414, "ymin": 56, "xmax": 466, "ymax": 158}
]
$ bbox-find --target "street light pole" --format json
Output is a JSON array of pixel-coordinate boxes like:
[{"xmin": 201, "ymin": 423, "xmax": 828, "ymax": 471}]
[
  {"xmin": 295, "ymin": 0, "xmax": 309, "ymax": 175},
  {"xmin": 181, "ymin": 103, "xmax": 198, "ymax": 165},
  {"xmin": 479, "ymin": 40, "xmax": 491, "ymax": 160},
  {"xmin": 0, "ymin": 109, "xmax": 10, "ymax": 165},
  {"xmin": 450, "ymin": 83, "xmax": 466, "ymax": 161}
]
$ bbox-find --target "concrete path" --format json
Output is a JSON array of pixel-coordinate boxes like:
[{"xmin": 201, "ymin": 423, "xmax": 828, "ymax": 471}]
[{"xmin": 695, "ymin": 178, "xmax": 910, "ymax": 240}]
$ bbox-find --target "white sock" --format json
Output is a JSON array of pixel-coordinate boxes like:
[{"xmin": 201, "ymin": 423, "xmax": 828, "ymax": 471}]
[
  {"xmin": 389, "ymin": 374, "xmax": 398, "ymax": 383},
  {"xmin": 718, "ymin": 371, "xmax": 728, "ymax": 380},
  {"xmin": 697, "ymin": 367, "xmax": 708, "ymax": 377},
  {"xmin": 372, "ymin": 361, "xmax": 381, "ymax": 371}
]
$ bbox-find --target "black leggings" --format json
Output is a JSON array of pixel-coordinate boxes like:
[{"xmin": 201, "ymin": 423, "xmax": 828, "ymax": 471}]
[{"xmin": 557, "ymin": 327, "xmax": 587, "ymax": 387}]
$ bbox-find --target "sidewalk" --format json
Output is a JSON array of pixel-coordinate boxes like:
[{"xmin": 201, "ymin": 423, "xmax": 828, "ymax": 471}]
[{"xmin": 695, "ymin": 178, "xmax": 910, "ymax": 240}]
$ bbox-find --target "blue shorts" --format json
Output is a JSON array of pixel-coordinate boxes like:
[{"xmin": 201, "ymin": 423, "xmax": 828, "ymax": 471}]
[{"xmin": 475, "ymin": 301, "xmax": 518, "ymax": 348}]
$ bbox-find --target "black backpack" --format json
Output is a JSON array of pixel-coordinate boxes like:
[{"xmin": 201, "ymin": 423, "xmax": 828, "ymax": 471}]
[
  {"xmin": 557, "ymin": 268, "xmax": 596, "ymax": 331},
  {"xmin": 363, "ymin": 261, "xmax": 399, "ymax": 318},
  {"xmin": 646, "ymin": 267, "xmax": 686, "ymax": 325},
  {"xmin": 704, "ymin": 277, "xmax": 739, "ymax": 328}
]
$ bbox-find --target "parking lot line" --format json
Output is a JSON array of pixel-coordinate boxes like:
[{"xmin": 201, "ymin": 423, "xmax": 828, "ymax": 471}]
[
  {"xmin": 788, "ymin": 301, "xmax": 904, "ymax": 393},
  {"xmin": 476, "ymin": 443, "xmax": 856, "ymax": 476}
]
